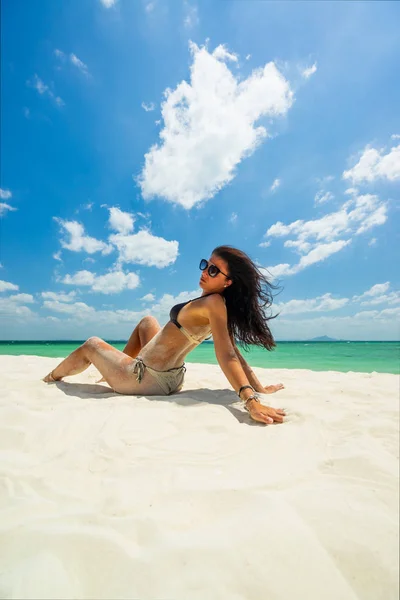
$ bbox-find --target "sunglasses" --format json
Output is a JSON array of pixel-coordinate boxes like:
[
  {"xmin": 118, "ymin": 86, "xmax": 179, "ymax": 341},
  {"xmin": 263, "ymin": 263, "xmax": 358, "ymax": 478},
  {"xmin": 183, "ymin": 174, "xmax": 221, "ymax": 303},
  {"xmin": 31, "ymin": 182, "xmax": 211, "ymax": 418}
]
[{"xmin": 199, "ymin": 258, "xmax": 230, "ymax": 279}]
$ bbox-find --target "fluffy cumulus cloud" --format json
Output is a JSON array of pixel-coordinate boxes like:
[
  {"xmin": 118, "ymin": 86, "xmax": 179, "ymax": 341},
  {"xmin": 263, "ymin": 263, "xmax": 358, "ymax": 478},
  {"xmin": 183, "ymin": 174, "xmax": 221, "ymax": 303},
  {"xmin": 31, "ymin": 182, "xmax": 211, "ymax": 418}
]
[
  {"xmin": 108, "ymin": 207, "xmax": 135, "ymax": 235},
  {"xmin": 0, "ymin": 189, "xmax": 12, "ymax": 200},
  {"xmin": 0, "ymin": 291, "xmax": 35, "ymax": 318},
  {"xmin": 99, "ymin": 0, "xmax": 117, "ymax": 7},
  {"xmin": 276, "ymin": 293, "xmax": 349, "ymax": 315},
  {"xmin": 55, "ymin": 218, "xmax": 113, "ymax": 255},
  {"xmin": 352, "ymin": 282, "xmax": 400, "ymax": 306},
  {"xmin": 263, "ymin": 191, "xmax": 387, "ymax": 277},
  {"xmin": 139, "ymin": 42, "xmax": 293, "ymax": 209},
  {"xmin": 54, "ymin": 211, "xmax": 178, "ymax": 271},
  {"xmin": 343, "ymin": 142, "xmax": 400, "ymax": 184},
  {"xmin": 62, "ymin": 270, "xmax": 140, "ymax": 294},
  {"xmin": 41, "ymin": 291, "xmax": 77, "ymax": 303},
  {"xmin": 0, "ymin": 280, "xmax": 19, "ymax": 292},
  {"xmin": 141, "ymin": 293, "xmax": 155, "ymax": 302},
  {"xmin": 110, "ymin": 230, "xmax": 179, "ymax": 268},
  {"xmin": 42, "ymin": 299, "xmax": 95, "ymax": 316}
]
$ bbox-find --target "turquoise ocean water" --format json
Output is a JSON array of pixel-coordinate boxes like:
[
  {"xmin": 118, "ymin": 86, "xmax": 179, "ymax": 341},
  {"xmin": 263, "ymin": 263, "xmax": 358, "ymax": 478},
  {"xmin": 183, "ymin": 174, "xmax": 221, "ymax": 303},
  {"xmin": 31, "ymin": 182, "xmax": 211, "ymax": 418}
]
[{"xmin": 0, "ymin": 341, "xmax": 398, "ymax": 374}]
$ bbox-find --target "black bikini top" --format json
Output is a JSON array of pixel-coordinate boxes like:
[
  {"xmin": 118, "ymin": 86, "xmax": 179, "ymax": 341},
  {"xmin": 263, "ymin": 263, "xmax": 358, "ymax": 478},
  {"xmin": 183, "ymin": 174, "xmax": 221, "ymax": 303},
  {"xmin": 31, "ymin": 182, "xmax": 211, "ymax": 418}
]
[{"xmin": 169, "ymin": 292, "xmax": 216, "ymax": 330}]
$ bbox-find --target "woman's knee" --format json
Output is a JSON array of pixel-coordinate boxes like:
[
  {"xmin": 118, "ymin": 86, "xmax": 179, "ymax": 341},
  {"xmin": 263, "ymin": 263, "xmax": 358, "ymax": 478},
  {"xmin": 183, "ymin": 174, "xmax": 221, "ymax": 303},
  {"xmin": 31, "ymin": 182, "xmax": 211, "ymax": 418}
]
[
  {"xmin": 139, "ymin": 315, "xmax": 159, "ymax": 329},
  {"xmin": 84, "ymin": 336, "xmax": 103, "ymax": 350}
]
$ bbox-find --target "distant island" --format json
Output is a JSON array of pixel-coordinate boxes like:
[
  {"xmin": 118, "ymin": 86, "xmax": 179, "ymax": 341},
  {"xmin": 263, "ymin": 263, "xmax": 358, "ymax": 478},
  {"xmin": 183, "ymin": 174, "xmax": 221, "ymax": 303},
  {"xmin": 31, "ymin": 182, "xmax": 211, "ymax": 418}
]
[{"xmin": 308, "ymin": 336, "xmax": 339, "ymax": 342}]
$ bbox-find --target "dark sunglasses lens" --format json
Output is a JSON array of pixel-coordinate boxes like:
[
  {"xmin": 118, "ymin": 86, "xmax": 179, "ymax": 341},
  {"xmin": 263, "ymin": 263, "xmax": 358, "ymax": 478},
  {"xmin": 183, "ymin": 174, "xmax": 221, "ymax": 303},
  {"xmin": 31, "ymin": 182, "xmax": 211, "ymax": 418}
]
[
  {"xmin": 208, "ymin": 265, "xmax": 219, "ymax": 277},
  {"xmin": 199, "ymin": 259, "xmax": 208, "ymax": 271}
]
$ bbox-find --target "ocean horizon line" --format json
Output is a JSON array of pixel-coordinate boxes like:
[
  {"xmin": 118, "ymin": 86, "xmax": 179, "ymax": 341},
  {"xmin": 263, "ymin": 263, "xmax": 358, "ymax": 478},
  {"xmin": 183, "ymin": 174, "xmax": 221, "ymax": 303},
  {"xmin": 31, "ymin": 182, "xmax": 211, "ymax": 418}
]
[{"xmin": 0, "ymin": 339, "xmax": 398, "ymax": 344}]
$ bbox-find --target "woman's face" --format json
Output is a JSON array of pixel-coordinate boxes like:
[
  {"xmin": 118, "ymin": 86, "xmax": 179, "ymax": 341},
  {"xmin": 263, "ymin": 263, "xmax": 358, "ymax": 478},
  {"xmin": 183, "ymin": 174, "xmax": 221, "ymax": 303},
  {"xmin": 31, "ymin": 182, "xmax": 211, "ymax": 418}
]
[{"xmin": 199, "ymin": 254, "xmax": 232, "ymax": 294}]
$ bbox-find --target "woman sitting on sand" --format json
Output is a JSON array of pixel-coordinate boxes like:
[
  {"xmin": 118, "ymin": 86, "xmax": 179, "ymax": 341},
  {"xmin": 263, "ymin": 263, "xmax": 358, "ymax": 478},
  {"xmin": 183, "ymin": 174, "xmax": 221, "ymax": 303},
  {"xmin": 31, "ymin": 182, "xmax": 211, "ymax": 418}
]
[{"xmin": 43, "ymin": 246, "xmax": 285, "ymax": 425}]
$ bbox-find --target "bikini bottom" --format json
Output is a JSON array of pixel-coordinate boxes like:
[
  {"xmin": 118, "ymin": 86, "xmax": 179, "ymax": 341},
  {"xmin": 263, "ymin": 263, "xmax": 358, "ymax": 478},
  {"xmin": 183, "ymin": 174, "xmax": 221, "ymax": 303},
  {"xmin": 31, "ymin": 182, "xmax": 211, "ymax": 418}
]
[{"xmin": 133, "ymin": 356, "xmax": 186, "ymax": 395}]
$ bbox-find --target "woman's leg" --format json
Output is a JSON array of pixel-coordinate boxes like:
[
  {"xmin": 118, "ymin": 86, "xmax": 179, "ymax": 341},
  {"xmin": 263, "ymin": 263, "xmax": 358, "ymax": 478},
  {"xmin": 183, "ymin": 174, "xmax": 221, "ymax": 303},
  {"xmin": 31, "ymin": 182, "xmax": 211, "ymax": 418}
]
[
  {"xmin": 43, "ymin": 336, "xmax": 166, "ymax": 395},
  {"xmin": 122, "ymin": 315, "xmax": 161, "ymax": 358},
  {"xmin": 95, "ymin": 315, "xmax": 162, "ymax": 383}
]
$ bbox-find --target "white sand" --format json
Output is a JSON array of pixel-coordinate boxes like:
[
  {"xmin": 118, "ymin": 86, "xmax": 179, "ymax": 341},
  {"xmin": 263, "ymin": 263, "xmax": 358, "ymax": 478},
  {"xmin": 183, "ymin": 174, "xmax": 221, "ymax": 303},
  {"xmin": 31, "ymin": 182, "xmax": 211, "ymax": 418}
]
[{"xmin": 0, "ymin": 355, "xmax": 398, "ymax": 600}]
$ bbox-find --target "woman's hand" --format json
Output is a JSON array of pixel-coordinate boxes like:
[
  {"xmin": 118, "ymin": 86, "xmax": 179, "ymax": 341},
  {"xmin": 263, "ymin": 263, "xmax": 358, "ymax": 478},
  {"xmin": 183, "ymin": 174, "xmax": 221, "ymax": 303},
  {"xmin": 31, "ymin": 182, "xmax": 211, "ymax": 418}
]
[
  {"xmin": 247, "ymin": 399, "xmax": 286, "ymax": 425},
  {"xmin": 263, "ymin": 383, "xmax": 284, "ymax": 394}
]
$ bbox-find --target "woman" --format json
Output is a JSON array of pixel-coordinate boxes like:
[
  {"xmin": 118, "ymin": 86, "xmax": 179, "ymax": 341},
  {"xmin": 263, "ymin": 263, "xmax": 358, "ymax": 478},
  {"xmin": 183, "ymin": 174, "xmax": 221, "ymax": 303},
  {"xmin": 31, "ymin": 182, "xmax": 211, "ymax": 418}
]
[{"xmin": 43, "ymin": 246, "xmax": 285, "ymax": 425}]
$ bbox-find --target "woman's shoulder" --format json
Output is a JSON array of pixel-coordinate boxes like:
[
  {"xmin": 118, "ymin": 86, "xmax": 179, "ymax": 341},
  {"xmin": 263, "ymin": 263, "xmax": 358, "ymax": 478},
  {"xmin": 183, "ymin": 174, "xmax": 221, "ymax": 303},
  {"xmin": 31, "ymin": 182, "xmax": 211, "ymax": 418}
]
[{"xmin": 203, "ymin": 293, "xmax": 226, "ymax": 310}]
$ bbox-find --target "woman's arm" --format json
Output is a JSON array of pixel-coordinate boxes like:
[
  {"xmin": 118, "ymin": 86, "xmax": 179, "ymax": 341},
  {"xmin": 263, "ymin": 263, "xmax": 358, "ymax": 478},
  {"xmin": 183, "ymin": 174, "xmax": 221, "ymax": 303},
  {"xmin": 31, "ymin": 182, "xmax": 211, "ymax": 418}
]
[
  {"xmin": 206, "ymin": 295, "xmax": 284, "ymax": 424},
  {"xmin": 229, "ymin": 335, "xmax": 265, "ymax": 393},
  {"xmin": 230, "ymin": 335, "xmax": 284, "ymax": 394}
]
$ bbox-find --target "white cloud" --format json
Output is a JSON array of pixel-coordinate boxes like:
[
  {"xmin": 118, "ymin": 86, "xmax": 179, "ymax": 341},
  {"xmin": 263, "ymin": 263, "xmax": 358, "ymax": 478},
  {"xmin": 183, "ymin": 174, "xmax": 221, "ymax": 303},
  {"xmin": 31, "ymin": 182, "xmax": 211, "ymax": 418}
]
[
  {"xmin": 270, "ymin": 178, "xmax": 281, "ymax": 192},
  {"xmin": 110, "ymin": 230, "xmax": 179, "ymax": 268},
  {"xmin": 258, "ymin": 241, "xmax": 271, "ymax": 248},
  {"xmin": 99, "ymin": 0, "xmax": 117, "ymax": 7},
  {"xmin": 63, "ymin": 270, "xmax": 95, "ymax": 286},
  {"xmin": 53, "ymin": 251, "xmax": 62, "ymax": 262},
  {"xmin": 41, "ymin": 291, "xmax": 77, "ymax": 303},
  {"xmin": 284, "ymin": 239, "xmax": 312, "ymax": 253},
  {"xmin": 343, "ymin": 143, "xmax": 400, "ymax": 183},
  {"xmin": 70, "ymin": 53, "xmax": 89, "ymax": 76},
  {"xmin": 294, "ymin": 240, "xmax": 350, "ymax": 270},
  {"xmin": 352, "ymin": 283, "xmax": 400, "ymax": 307},
  {"xmin": 368, "ymin": 237, "xmax": 377, "ymax": 246},
  {"xmin": 229, "ymin": 212, "xmax": 238, "ymax": 224},
  {"xmin": 391, "ymin": 134, "xmax": 400, "ymax": 140},
  {"xmin": 43, "ymin": 299, "xmax": 95, "ymax": 316},
  {"xmin": 245, "ymin": 54, "xmax": 251, "ymax": 61},
  {"xmin": 183, "ymin": 2, "xmax": 199, "ymax": 28},
  {"xmin": 302, "ymin": 63, "xmax": 317, "ymax": 79},
  {"xmin": 212, "ymin": 44, "xmax": 238, "ymax": 62},
  {"xmin": 0, "ymin": 203, "xmax": 17, "ymax": 216},
  {"xmin": 63, "ymin": 269, "xmax": 140, "ymax": 295},
  {"xmin": 55, "ymin": 49, "xmax": 90, "ymax": 77},
  {"xmin": 276, "ymin": 293, "xmax": 349, "ymax": 315},
  {"xmin": 261, "ymin": 263, "xmax": 292, "ymax": 279},
  {"xmin": 142, "ymin": 102, "xmax": 156, "ymax": 112},
  {"xmin": 263, "ymin": 191, "xmax": 387, "ymax": 276},
  {"xmin": 108, "ymin": 207, "xmax": 135, "ymax": 235},
  {"xmin": 55, "ymin": 218, "xmax": 113, "ymax": 255},
  {"xmin": 0, "ymin": 293, "xmax": 35, "ymax": 318},
  {"xmin": 0, "ymin": 280, "xmax": 19, "ymax": 292},
  {"xmin": 27, "ymin": 74, "xmax": 64, "ymax": 107},
  {"xmin": 314, "ymin": 190, "xmax": 334, "ymax": 205},
  {"xmin": 0, "ymin": 188, "xmax": 12, "ymax": 200},
  {"xmin": 138, "ymin": 42, "xmax": 293, "ymax": 209},
  {"xmin": 141, "ymin": 293, "xmax": 155, "ymax": 302}
]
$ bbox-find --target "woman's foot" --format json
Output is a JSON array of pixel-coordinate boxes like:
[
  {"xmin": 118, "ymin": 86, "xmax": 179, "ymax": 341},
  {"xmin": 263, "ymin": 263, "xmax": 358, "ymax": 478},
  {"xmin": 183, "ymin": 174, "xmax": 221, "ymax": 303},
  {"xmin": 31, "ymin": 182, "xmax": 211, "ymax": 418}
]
[{"xmin": 42, "ymin": 371, "xmax": 61, "ymax": 383}]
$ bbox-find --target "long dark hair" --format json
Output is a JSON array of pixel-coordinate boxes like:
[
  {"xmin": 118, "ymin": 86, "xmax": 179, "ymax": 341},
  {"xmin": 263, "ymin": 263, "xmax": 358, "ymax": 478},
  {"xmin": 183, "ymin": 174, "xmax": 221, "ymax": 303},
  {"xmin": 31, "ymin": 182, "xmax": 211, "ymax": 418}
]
[{"xmin": 213, "ymin": 245, "xmax": 280, "ymax": 351}]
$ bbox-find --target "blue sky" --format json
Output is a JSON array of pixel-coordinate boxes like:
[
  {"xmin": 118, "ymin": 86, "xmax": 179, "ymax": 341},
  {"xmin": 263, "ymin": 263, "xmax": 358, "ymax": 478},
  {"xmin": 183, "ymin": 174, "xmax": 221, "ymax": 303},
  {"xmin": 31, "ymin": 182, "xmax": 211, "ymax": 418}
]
[{"xmin": 1, "ymin": 0, "xmax": 399, "ymax": 341}]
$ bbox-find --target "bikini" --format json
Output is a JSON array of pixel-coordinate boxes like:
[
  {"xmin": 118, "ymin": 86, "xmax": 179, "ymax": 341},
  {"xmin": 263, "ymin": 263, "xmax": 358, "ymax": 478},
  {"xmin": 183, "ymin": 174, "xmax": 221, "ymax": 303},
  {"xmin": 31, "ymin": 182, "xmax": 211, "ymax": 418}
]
[
  {"xmin": 134, "ymin": 293, "xmax": 223, "ymax": 395},
  {"xmin": 169, "ymin": 292, "xmax": 220, "ymax": 345}
]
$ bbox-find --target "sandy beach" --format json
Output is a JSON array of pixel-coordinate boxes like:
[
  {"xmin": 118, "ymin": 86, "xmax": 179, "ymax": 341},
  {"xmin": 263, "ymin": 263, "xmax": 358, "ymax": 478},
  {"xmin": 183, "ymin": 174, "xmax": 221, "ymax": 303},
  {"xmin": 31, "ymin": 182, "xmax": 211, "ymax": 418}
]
[{"xmin": 0, "ymin": 355, "xmax": 398, "ymax": 600}]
